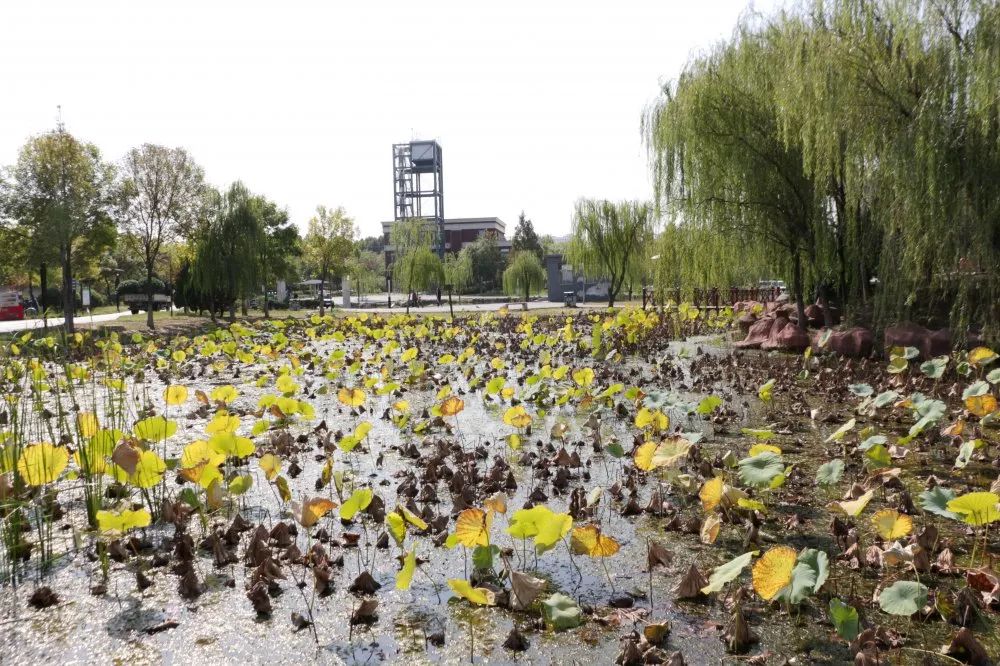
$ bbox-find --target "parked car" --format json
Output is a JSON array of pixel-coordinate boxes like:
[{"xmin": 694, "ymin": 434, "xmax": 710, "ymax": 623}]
[{"xmin": 0, "ymin": 290, "xmax": 24, "ymax": 321}]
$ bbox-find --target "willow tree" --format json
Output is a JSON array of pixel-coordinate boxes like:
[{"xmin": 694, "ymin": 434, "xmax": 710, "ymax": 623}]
[
  {"xmin": 443, "ymin": 248, "xmax": 473, "ymax": 316},
  {"xmin": 192, "ymin": 183, "xmax": 264, "ymax": 321},
  {"xmin": 391, "ymin": 219, "xmax": 442, "ymax": 314},
  {"xmin": 652, "ymin": 222, "xmax": 778, "ymax": 301},
  {"xmin": 503, "ymin": 251, "xmax": 546, "ymax": 310},
  {"xmin": 644, "ymin": 21, "xmax": 823, "ymax": 325},
  {"xmin": 567, "ymin": 199, "xmax": 653, "ymax": 307}
]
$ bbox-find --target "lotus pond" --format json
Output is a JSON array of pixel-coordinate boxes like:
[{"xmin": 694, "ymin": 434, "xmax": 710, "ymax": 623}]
[{"xmin": 1, "ymin": 307, "xmax": 999, "ymax": 665}]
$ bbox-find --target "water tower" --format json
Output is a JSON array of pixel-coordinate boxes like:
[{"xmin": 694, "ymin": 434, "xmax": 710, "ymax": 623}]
[{"xmin": 392, "ymin": 140, "xmax": 444, "ymax": 258}]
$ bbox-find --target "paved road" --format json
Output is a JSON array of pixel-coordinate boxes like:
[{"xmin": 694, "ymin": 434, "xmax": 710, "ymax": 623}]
[
  {"xmin": 0, "ymin": 309, "xmax": 139, "ymax": 333},
  {"xmin": 354, "ymin": 300, "xmax": 611, "ymax": 314}
]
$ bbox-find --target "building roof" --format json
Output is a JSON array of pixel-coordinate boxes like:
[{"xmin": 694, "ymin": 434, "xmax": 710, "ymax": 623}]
[{"xmin": 381, "ymin": 217, "xmax": 506, "ymax": 232}]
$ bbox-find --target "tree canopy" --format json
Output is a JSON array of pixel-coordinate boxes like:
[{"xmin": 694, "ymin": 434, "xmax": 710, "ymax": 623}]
[
  {"xmin": 302, "ymin": 205, "xmax": 356, "ymax": 315},
  {"xmin": 644, "ymin": 0, "xmax": 1000, "ymax": 340},
  {"xmin": 391, "ymin": 219, "xmax": 442, "ymax": 313},
  {"xmin": 503, "ymin": 251, "xmax": 546, "ymax": 307},
  {"xmin": 511, "ymin": 211, "xmax": 543, "ymax": 260},
  {"xmin": 567, "ymin": 199, "xmax": 653, "ymax": 307},
  {"xmin": 1, "ymin": 129, "xmax": 115, "ymax": 330}
]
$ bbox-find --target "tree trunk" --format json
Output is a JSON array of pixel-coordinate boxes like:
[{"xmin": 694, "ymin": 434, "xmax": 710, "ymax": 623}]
[
  {"xmin": 448, "ymin": 288, "xmax": 453, "ymax": 318},
  {"xmin": 146, "ymin": 264, "xmax": 156, "ymax": 330},
  {"xmin": 62, "ymin": 243, "xmax": 74, "ymax": 333},
  {"xmin": 792, "ymin": 250, "xmax": 806, "ymax": 328},
  {"xmin": 319, "ymin": 268, "xmax": 326, "ymax": 316}
]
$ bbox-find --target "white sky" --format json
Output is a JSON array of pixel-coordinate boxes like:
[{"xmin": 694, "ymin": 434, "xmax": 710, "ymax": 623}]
[{"xmin": 0, "ymin": 0, "xmax": 777, "ymax": 238}]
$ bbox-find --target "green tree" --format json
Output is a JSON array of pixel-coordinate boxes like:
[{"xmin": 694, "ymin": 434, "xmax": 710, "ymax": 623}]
[
  {"xmin": 254, "ymin": 197, "xmax": 299, "ymax": 317},
  {"xmin": 192, "ymin": 182, "xmax": 264, "ymax": 321},
  {"xmin": 302, "ymin": 205, "xmax": 356, "ymax": 315},
  {"xmin": 567, "ymin": 199, "xmax": 653, "ymax": 308},
  {"xmin": 391, "ymin": 219, "xmax": 442, "ymax": 314},
  {"xmin": 511, "ymin": 211, "xmax": 543, "ymax": 260},
  {"xmin": 1, "ymin": 129, "xmax": 115, "ymax": 331},
  {"xmin": 118, "ymin": 144, "xmax": 205, "ymax": 329},
  {"xmin": 503, "ymin": 251, "xmax": 546, "ymax": 310},
  {"xmin": 467, "ymin": 233, "xmax": 505, "ymax": 292}
]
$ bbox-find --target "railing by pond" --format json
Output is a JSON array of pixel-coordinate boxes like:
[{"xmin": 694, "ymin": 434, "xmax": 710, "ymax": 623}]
[{"xmin": 641, "ymin": 286, "xmax": 783, "ymax": 309}]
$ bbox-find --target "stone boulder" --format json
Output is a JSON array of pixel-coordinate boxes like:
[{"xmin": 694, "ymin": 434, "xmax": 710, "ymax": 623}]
[
  {"xmin": 813, "ymin": 327, "xmax": 874, "ymax": 358},
  {"xmin": 761, "ymin": 317, "xmax": 810, "ymax": 352},
  {"xmin": 885, "ymin": 323, "xmax": 951, "ymax": 359}
]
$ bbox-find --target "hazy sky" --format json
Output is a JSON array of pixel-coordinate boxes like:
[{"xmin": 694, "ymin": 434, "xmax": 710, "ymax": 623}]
[{"xmin": 0, "ymin": 0, "xmax": 777, "ymax": 238}]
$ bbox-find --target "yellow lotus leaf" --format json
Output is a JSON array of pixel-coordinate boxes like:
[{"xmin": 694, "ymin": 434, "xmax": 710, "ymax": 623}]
[
  {"xmin": 387, "ymin": 512, "xmax": 407, "ymax": 545},
  {"xmin": 454, "ymin": 508, "xmax": 492, "ymax": 548},
  {"xmin": 17, "ymin": 443, "xmax": 69, "ymax": 486},
  {"xmin": 223, "ymin": 473, "xmax": 251, "ymax": 495},
  {"xmin": 206, "ymin": 412, "xmax": 240, "ymax": 434},
  {"xmin": 633, "ymin": 442, "xmax": 660, "ymax": 472},
  {"xmin": 448, "ymin": 578, "xmax": 496, "ymax": 606},
  {"xmin": 966, "ymin": 394, "xmax": 998, "ymax": 418},
  {"xmin": 508, "ymin": 505, "xmax": 573, "ymax": 553},
  {"xmin": 293, "ymin": 497, "xmax": 338, "ymax": 528},
  {"xmin": 752, "ymin": 546, "xmax": 797, "ymax": 600},
  {"xmin": 110, "ymin": 450, "xmax": 166, "ymax": 488},
  {"xmin": 164, "ymin": 385, "xmax": 188, "ymax": 406},
  {"xmin": 947, "ymin": 492, "xmax": 1000, "ymax": 526},
  {"xmin": 503, "ymin": 405, "xmax": 532, "ymax": 429},
  {"xmin": 392, "ymin": 400, "xmax": 409, "ymax": 413},
  {"xmin": 259, "ymin": 453, "xmax": 281, "ymax": 481},
  {"xmin": 181, "ymin": 439, "xmax": 225, "ymax": 469},
  {"xmin": 700, "ymin": 513, "xmax": 722, "ymax": 544},
  {"xmin": 134, "ymin": 416, "xmax": 177, "ymax": 441},
  {"xmin": 179, "ymin": 460, "xmax": 223, "ymax": 489},
  {"xmin": 872, "ymin": 509, "xmax": 913, "ymax": 540},
  {"xmin": 634, "ymin": 437, "xmax": 690, "ymax": 472},
  {"xmin": 397, "ymin": 505, "xmax": 428, "ymax": 530},
  {"xmin": 338, "ymin": 387, "xmax": 366, "ymax": 407},
  {"xmin": 969, "ymin": 347, "xmax": 998, "ymax": 367},
  {"xmin": 749, "ymin": 443, "xmax": 782, "ymax": 456},
  {"xmin": 339, "ymin": 488, "xmax": 373, "ymax": 520},
  {"xmin": 96, "ymin": 508, "xmax": 151, "ymax": 534},
  {"xmin": 401, "ymin": 347, "xmax": 418, "ymax": 362},
  {"xmin": 440, "ymin": 396, "xmax": 465, "ymax": 417},
  {"xmin": 354, "ymin": 421, "xmax": 373, "ymax": 440},
  {"xmin": 396, "ymin": 547, "xmax": 417, "ymax": 590},
  {"xmin": 206, "ymin": 478, "xmax": 225, "ymax": 510},
  {"xmin": 484, "ymin": 492, "xmax": 507, "ymax": 515},
  {"xmin": 74, "ymin": 442, "xmax": 110, "ymax": 476},
  {"xmin": 77, "ymin": 412, "xmax": 99, "ymax": 438},
  {"xmin": 570, "ymin": 524, "xmax": 620, "ymax": 557},
  {"xmin": 635, "ymin": 407, "xmax": 669, "ymax": 432},
  {"xmin": 572, "ymin": 367, "xmax": 595, "ymax": 387},
  {"xmin": 832, "ymin": 489, "xmax": 874, "ymax": 517},
  {"xmin": 209, "ymin": 432, "xmax": 256, "ymax": 458},
  {"xmin": 700, "ymin": 476, "xmax": 725, "ymax": 512},
  {"xmin": 276, "ymin": 374, "xmax": 299, "ymax": 395},
  {"xmin": 210, "ymin": 385, "xmax": 239, "ymax": 404}
]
